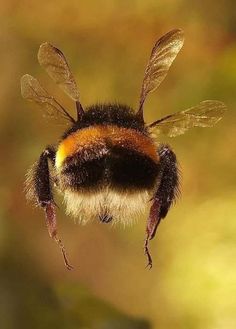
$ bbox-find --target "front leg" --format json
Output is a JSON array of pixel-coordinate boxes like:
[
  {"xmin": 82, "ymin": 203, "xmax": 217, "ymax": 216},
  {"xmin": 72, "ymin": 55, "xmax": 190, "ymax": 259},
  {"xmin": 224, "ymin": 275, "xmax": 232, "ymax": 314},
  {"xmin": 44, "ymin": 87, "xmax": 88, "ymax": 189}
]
[
  {"xmin": 144, "ymin": 144, "xmax": 180, "ymax": 268},
  {"xmin": 27, "ymin": 146, "xmax": 73, "ymax": 270}
]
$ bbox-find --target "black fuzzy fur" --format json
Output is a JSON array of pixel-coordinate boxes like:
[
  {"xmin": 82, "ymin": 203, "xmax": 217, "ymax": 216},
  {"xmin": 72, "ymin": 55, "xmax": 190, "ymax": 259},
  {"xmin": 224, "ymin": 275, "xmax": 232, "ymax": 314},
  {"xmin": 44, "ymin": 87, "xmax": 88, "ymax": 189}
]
[
  {"xmin": 34, "ymin": 147, "xmax": 55, "ymax": 206},
  {"xmin": 156, "ymin": 144, "xmax": 180, "ymax": 219},
  {"xmin": 61, "ymin": 146, "xmax": 160, "ymax": 191},
  {"xmin": 63, "ymin": 103, "xmax": 145, "ymax": 138},
  {"xmin": 109, "ymin": 146, "xmax": 159, "ymax": 190},
  {"xmin": 145, "ymin": 144, "xmax": 180, "ymax": 242}
]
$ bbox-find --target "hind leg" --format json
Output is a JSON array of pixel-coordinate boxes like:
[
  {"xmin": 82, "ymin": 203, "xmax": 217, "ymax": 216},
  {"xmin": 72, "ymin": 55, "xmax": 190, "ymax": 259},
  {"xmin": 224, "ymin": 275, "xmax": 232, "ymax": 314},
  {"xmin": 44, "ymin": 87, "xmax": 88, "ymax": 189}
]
[
  {"xmin": 144, "ymin": 145, "xmax": 180, "ymax": 268},
  {"xmin": 28, "ymin": 146, "xmax": 73, "ymax": 270}
]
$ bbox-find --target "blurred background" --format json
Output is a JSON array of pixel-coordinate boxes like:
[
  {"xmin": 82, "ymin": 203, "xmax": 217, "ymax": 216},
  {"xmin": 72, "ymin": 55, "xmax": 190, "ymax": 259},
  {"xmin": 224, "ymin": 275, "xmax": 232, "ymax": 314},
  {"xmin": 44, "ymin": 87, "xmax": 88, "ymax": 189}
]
[{"xmin": 0, "ymin": 1, "xmax": 236, "ymax": 328}]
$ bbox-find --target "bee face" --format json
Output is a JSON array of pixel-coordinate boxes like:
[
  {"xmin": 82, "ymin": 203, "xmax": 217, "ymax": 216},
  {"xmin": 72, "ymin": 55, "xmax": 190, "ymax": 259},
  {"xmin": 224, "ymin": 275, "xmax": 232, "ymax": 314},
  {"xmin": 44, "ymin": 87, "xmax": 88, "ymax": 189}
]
[{"xmin": 21, "ymin": 30, "xmax": 226, "ymax": 269}]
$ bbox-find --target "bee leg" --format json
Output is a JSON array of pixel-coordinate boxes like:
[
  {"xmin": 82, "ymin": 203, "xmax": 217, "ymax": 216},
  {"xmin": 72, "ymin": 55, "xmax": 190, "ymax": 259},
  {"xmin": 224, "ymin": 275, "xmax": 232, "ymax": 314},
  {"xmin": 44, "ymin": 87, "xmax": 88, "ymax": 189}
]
[
  {"xmin": 144, "ymin": 199, "xmax": 161, "ymax": 269},
  {"xmin": 144, "ymin": 144, "xmax": 180, "ymax": 269},
  {"xmin": 35, "ymin": 146, "xmax": 73, "ymax": 270}
]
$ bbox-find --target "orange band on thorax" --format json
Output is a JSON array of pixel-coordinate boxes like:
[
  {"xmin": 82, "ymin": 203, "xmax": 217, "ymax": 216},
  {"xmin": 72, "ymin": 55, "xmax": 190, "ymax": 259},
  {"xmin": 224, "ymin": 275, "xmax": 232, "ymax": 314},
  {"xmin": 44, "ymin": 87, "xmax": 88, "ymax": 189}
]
[{"xmin": 55, "ymin": 125, "xmax": 158, "ymax": 168}]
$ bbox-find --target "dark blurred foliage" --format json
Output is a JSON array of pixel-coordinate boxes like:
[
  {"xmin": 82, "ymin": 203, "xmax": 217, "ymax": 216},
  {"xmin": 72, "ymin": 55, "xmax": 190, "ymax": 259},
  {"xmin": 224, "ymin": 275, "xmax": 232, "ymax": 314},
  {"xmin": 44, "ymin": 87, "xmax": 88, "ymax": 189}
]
[{"xmin": 0, "ymin": 1, "xmax": 236, "ymax": 328}]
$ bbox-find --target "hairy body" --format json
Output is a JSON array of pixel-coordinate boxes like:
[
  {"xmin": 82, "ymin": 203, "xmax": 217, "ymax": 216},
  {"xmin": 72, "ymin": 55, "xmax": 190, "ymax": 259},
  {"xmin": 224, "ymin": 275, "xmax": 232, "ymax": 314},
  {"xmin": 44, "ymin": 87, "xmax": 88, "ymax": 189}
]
[{"xmin": 22, "ymin": 29, "xmax": 225, "ymax": 269}]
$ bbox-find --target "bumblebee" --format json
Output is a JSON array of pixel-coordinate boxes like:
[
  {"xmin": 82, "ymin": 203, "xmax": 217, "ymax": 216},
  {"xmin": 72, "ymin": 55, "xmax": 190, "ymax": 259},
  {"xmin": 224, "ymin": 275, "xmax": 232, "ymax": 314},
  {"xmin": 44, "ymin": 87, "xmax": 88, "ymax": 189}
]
[{"xmin": 21, "ymin": 29, "xmax": 226, "ymax": 270}]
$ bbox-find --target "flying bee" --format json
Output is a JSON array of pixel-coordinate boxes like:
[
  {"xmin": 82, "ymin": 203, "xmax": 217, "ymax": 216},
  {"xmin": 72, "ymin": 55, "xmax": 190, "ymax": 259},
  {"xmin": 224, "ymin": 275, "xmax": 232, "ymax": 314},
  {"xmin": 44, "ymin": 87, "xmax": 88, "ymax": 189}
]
[{"xmin": 21, "ymin": 29, "xmax": 226, "ymax": 270}]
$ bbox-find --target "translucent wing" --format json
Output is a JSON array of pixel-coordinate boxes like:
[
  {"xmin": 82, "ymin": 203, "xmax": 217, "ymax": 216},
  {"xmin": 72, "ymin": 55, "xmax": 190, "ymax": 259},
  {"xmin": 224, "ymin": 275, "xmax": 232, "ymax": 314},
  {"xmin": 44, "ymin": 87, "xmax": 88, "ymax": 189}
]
[
  {"xmin": 20, "ymin": 74, "xmax": 75, "ymax": 123},
  {"xmin": 148, "ymin": 100, "xmax": 227, "ymax": 137},
  {"xmin": 138, "ymin": 29, "xmax": 184, "ymax": 118},
  {"xmin": 38, "ymin": 42, "xmax": 80, "ymax": 101}
]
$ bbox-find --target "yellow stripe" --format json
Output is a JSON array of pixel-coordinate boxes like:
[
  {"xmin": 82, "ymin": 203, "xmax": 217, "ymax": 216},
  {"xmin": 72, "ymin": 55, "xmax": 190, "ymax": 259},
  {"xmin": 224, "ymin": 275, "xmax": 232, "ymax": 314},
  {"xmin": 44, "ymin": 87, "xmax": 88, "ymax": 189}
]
[{"xmin": 55, "ymin": 125, "xmax": 158, "ymax": 169}]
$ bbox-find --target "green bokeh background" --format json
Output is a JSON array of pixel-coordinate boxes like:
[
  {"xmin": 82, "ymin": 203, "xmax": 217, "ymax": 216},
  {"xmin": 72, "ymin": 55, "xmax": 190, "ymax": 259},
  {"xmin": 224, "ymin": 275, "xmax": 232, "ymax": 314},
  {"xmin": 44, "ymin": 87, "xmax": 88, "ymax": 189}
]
[{"xmin": 0, "ymin": 1, "xmax": 235, "ymax": 328}]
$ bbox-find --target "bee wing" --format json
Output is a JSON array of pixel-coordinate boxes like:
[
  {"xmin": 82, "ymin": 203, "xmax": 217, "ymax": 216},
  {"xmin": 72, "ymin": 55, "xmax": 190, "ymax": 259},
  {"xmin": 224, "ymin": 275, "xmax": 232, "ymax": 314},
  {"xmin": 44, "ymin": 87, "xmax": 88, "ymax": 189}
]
[
  {"xmin": 20, "ymin": 74, "xmax": 75, "ymax": 123},
  {"xmin": 148, "ymin": 100, "xmax": 227, "ymax": 137},
  {"xmin": 138, "ymin": 29, "xmax": 184, "ymax": 119},
  {"xmin": 38, "ymin": 42, "xmax": 80, "ymax": 102}
]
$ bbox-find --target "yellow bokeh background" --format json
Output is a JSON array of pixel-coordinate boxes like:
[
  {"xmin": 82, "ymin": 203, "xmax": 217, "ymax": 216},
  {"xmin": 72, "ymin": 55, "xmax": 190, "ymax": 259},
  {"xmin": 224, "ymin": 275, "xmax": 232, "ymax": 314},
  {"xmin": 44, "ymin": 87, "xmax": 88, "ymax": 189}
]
[{"xmin": 0, "ymin": 1, "xmax": 235, "ymax": 328}]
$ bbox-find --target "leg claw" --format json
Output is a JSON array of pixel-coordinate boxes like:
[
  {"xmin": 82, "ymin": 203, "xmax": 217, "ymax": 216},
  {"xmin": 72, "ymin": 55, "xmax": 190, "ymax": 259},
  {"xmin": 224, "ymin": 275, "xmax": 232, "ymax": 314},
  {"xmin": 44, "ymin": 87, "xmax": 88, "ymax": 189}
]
[{"xmin": 145, "ymin": 258, "xmax": 153, "ymax": 269}]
